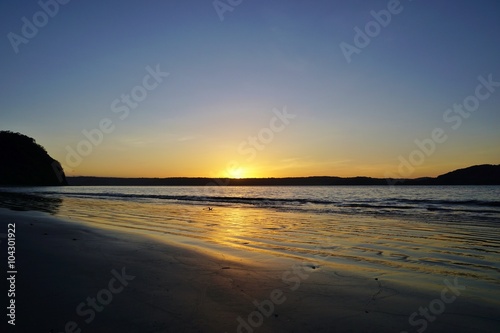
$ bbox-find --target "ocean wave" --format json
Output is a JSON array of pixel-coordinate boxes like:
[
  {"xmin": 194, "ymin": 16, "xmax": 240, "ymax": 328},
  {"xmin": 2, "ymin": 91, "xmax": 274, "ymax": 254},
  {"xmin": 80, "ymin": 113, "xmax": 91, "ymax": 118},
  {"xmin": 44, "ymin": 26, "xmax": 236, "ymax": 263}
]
[
  {"xmin": 2, "ymin": 187, "xmax": 499, "ymax": 224},
  {"xmin": 25, "ymin": 190, "xmax": 500, "ymax": 216},
  {"xmin": 397, "ymin": 198, "xmax": 500, "ymax": 208}
]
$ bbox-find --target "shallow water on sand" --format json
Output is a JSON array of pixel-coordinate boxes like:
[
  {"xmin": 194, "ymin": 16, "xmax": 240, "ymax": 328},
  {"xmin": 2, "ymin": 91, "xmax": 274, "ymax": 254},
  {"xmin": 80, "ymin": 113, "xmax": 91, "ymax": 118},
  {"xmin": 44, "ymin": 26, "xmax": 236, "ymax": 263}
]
[
  {"xmin": 1, "ymin": 186, "xmax": 500, "ymax": 305},
  {"xmin": 3, "ymin": 185, "xmax": 500, "ymax": 222},
  {"xmin": 47, "ymin": 198, "xmax": 500, "ymax": 302}
]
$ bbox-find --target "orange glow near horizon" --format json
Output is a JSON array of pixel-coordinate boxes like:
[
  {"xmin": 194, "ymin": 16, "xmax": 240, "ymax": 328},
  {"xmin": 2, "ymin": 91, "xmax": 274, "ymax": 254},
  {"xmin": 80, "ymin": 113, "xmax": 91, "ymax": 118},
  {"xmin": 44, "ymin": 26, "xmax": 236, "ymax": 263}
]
[
  {"xmin": 61, "ymin": 160, "xmax": 490, "ymax": 179},
  {"xmin": 53, "ymin": 133, "xmax": 500, "ymax": 180}
]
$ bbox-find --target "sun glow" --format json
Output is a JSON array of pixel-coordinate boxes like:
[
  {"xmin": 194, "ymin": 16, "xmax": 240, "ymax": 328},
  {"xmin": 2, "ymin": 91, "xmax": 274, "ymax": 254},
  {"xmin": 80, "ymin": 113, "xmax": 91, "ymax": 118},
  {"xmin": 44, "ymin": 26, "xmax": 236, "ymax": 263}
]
[{"xmin": 228, "ymin": 168, "xmax": 245, "ymax": 179}]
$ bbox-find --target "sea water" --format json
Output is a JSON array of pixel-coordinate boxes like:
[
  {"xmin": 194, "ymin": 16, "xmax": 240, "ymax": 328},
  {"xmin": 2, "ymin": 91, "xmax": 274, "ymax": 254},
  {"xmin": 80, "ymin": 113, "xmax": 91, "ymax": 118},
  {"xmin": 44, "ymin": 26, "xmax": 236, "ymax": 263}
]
[{"xmin": 1, "ymin": 185, "xmax": 499, "ymax": 304}]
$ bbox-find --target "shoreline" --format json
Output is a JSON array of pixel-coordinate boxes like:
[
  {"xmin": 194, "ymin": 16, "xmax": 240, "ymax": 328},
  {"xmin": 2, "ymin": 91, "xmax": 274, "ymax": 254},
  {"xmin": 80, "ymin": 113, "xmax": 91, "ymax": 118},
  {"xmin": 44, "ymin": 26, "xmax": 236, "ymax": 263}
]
[{"xmin": 1, "ymin": 208, "xmax": 499, "ymax": 332}]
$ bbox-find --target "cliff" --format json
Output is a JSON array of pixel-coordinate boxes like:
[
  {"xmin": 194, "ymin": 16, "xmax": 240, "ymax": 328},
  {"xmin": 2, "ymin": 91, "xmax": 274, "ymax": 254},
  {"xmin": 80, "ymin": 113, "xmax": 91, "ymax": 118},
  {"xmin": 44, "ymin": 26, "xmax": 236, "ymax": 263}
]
[{"xmin": 0, "ymin": 131, "xmax": 67, "ymax": 186}]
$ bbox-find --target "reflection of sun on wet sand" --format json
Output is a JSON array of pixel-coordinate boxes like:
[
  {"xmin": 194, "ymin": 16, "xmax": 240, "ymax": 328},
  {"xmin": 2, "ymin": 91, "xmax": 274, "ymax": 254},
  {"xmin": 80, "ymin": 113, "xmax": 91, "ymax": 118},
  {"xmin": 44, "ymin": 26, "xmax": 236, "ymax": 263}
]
[{"xmin": 5, "ymin": 206, "xmax": 499, "ymax": 333}]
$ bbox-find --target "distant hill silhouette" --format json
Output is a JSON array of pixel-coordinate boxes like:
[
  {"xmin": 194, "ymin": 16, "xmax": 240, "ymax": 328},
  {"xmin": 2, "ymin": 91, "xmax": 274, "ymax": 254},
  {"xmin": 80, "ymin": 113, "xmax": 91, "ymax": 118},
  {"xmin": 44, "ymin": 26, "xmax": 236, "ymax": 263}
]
[
  {"xmin": 0, "ymin": 131, "xmax": 67, "ymax": 186},
  {"xmin": 67, "ymin": 164, "xmax": 500, "ymax": 186},
  {"xmin": 434, "ymin": 164, "xmax": 500, "ymax": 185}
]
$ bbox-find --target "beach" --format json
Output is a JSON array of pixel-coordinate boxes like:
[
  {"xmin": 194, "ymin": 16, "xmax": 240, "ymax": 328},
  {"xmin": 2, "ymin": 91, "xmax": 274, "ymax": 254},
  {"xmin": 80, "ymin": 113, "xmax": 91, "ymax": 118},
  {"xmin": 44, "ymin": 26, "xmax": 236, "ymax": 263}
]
[
  {"xmin": 3, "ymin": 0, "xmax": 499, "ymax": 330},
  {"xmin": 1, "ymin": 186, "xmax": 500, "ymax": 332}
]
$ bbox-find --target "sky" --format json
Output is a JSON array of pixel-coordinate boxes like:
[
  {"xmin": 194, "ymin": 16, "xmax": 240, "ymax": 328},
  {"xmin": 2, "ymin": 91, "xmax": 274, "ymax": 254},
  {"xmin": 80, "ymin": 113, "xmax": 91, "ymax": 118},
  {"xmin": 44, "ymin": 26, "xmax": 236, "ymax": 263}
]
[{"xmin": 1, "ymin": 0, "xmax": 499, "ymax": 179}]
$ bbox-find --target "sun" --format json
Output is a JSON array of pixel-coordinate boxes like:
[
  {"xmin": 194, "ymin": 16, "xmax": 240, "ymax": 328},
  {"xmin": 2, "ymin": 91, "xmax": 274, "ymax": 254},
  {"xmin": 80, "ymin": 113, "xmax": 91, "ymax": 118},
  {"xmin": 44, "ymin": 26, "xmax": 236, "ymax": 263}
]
[{"xmin": 228, "ymin": 168, "xmax": 245, "ymax": 179}]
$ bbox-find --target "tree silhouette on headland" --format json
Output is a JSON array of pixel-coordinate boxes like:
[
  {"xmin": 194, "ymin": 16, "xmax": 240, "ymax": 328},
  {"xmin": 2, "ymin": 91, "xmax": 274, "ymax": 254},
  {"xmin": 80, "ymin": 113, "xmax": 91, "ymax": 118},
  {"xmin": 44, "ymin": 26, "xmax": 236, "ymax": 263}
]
[{"xmin": 0, "ymin": 131, "xmax": 67, "ymax": 186}]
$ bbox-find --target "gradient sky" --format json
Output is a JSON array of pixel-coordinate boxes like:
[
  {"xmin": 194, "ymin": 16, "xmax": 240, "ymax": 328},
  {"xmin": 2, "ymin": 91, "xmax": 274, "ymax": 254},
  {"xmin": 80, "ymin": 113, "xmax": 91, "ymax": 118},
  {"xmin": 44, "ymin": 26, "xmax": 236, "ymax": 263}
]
[{"xmin": 1, "ymin": 0, "xmax": 499, "ymax": 178}]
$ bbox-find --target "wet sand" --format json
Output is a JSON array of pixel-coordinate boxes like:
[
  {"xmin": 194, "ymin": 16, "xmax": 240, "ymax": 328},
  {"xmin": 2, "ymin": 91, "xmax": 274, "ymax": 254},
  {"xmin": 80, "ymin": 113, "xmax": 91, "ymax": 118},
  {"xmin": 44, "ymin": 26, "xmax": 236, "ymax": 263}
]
[{"xmin": 2, "ymin": 208, "xmax": 499, "ymax": 332}]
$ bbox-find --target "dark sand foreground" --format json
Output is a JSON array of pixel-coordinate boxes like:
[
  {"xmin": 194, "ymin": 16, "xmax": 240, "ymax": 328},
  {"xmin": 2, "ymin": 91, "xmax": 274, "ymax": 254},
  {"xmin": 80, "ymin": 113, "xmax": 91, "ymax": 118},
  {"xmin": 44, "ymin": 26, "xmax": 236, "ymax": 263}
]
[{"xmin": 1, "ymin": 208, "xmax": 499, "ymax": 332}]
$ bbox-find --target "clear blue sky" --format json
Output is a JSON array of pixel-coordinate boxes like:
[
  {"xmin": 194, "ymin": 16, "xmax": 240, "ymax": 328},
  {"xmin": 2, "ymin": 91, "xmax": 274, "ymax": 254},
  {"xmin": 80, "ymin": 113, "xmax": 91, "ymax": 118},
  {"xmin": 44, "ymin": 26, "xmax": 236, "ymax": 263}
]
[{"xmin": 1, "ymin": 0, "xmax": 499, "ymax": 178}]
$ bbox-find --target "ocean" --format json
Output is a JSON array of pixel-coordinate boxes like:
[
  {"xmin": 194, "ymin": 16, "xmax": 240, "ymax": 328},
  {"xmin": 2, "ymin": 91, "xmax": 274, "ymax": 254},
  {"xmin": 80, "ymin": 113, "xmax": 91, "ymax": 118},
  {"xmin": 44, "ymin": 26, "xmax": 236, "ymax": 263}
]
[
  {"xmin": 1, "ymin": 185, "xmax": 499, "ymax": 304},
  {"xmin": 2, "ymin": 185, "xmax": 499, "ymax": 222}
]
